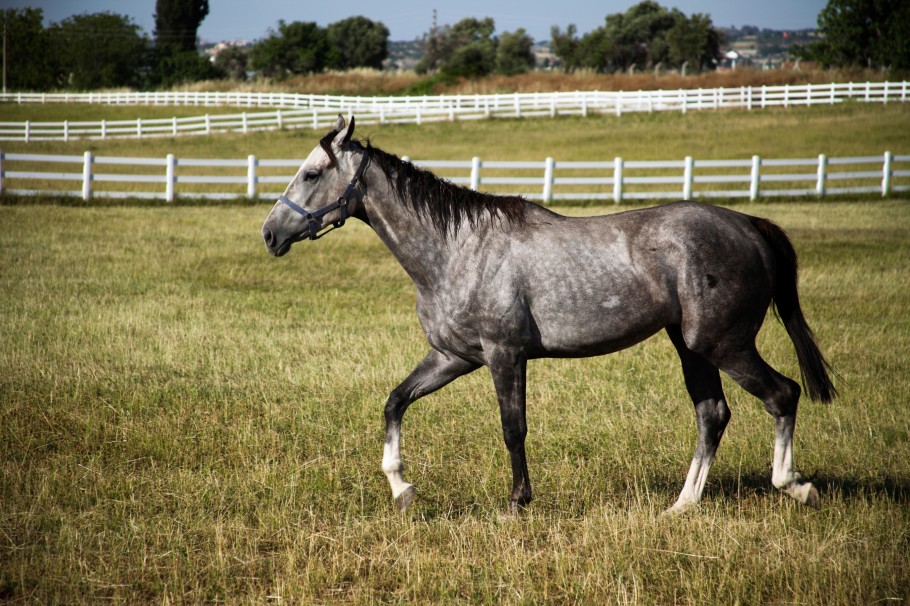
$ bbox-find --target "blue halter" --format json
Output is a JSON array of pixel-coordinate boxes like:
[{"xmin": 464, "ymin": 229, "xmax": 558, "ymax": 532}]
[{"xmin": 279, "ymin": 149, "xmax": 370, "ymax": 241}]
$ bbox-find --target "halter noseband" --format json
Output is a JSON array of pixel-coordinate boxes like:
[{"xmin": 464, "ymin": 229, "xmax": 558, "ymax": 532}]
[{"xmin": 278, "ymin": 148, "xmax": 371, "ymax": 241}]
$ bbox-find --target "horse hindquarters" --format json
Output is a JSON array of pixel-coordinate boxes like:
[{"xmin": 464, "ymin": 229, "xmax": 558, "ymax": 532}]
[{"xmin": 666, "ymin": 211, "xmax": 828, "ymax": 510}]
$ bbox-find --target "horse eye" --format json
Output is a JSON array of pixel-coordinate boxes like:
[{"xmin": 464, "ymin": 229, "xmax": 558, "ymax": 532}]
[{"xmin": 304, "ymin": 170, "xmax": 320, "ymax": 182}]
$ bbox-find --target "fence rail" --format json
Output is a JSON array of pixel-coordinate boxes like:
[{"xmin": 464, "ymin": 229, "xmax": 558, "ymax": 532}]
[
  {"xmin": 1, "ymin": 150, "xmax": 906, "ymax": 203},
  {"xmin": 1, "ymin": 81, "xmax": 908, "ymax": 141}
]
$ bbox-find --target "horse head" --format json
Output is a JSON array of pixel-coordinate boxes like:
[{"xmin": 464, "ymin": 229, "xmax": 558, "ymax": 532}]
[{"xmin": 261, "ymin": 115, "xmax": 365, "ymax": 256}]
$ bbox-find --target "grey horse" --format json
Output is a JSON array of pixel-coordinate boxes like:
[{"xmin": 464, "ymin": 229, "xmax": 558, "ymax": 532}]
[{"xmin": 262, "ymin": 116, "xmax": 837, "ymax": 514}]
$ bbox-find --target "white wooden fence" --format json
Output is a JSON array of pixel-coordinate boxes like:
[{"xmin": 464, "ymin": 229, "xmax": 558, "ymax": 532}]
[
  {"xmin": 1, "ymin": 150, "xmax": 905, "ymax": 203},
  {"xmin": 1, "ymin": 81, "xmax": 907, "ymax": 141}
]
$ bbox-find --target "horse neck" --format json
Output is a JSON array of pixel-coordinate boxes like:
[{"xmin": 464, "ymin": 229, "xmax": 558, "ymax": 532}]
[{"xmin": 360, "ymin": 165, "xmax": 458, "ymax": 289}]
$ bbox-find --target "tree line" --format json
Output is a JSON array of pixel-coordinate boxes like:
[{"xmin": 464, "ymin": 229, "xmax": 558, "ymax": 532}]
[{"xmin": 1, "ymin": 0, "xmax": 905, "ymax": 92}]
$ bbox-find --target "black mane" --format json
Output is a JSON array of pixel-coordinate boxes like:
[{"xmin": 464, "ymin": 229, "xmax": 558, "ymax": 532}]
[{"xmin": 321, "ymin": 129, "xmax": 526, "ymax": 236}]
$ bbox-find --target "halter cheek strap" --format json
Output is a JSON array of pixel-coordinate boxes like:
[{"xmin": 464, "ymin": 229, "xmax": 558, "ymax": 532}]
[{"xmin": 279, "ymin": 149, "xmax": 370, "ymax": 241}]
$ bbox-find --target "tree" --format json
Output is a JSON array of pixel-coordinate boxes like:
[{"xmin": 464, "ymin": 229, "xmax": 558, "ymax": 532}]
[
  {"xmin": 1, "ymin": 8, "xmax": 55, "ymax": 90},
  {"xmin": 665, "ymin": 12, "xmax": 722, "ymax": 72},
  {"xmin": 214, "ymin": 45, "xmax": 249, "ymax": 80},
  {"xmin": 250, "ymin": 21, "xmax": 328, "ymax": 78},
  {"xmin": 551, "ymin": 25, "xmax": 581, "ymax": 72},
  {"xmin": 794, "ymin": 0, "xmax": 910, "ymax": 69},
  {"xmin": 550, "ymin": 2, "xmax": 721, "ymax": 73},
  {"xmin": 154, "ymin": 0, "xmax": 209, "ymax": 52},
  {"xmin": 149, "ymin": 44, "xmax": 223, "ymax": 87},
  {"xmin": 417, "ymin": 17, "xmax": 497, "ymax": 78},
  {"xmin": 326, "ymin": 16, "xmax": 389, "ymax": 70},
  {"xmin": 48, "ymin": 12, "xmax": 149, "ymax": 89},
  {"xmin": 496, "ymin": 28, "xmax": 535, "ymax": 75}
]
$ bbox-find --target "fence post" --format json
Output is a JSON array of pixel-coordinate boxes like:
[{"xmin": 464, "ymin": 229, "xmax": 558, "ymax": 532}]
[
  {"xmin": 166, "ymin": 154, "xmax": 176, "ymax": 202},
  {"xmin": 680, "ymin": 89, "xmax": 687, "ymax": 114},
  {"xmin": 172, "ymin": 116, "xmax": 178, "ymax": 137},
  {"xmin": 542, "ymin": 157, "xmax": 555, "ymax": 203},
  {"xmin": 882, "ymin": 151, "xmax": 893, "ymax": 197},
  {"xmin": 247, "ymin": 154, "xmax": 257, "ymax": 198},
  {"xmin": 683, "ymin": 156, "xmax": 694, "ymax": 199},
  {"xmin": 101, "ymin": 119, "xmax": 107, "ymax": 140},
  {"xmin": 615, "ymin": 92, "xmax": 622, "ymax": 117},
  {"xmin": 0, "ymin": 151, "xmax": 5, "ymax": 193},
  {"xmin": 82, "ymin": 151, "xmax": 93, "ymax": 201},
  {"xmin": 816, "ymin": 154, "xmax": 827, "ymax": 197},
  {"xmin": 750, "ymin": 155, "xmax": 761, "ymax": 201},
  {"xmin": 276, "ymin": 109, "xmax": 283, "ymax": 130},
  {"xmin": 613, "ymin": 157, "xmax": 623, "ymax": 203},
  {"xmin": 312, "ymin": 111, "xmax": 319, "ymax": 129},
  {"xmin": 470, "ymin": 156, "xmax": 481, "ymax": 191},
  {"xmin": 205, "ymin": 114, "xmax": 211, "ymax": 135},
  {"xmin": 137, "ymin": 118, "xmax": 142, "ymax": 138},
  {"xmin": 242, "ymin": 112, "xmax": 248, "ymax": 134},
  {"xmin": 24, "ymin": 120, "xmax": 30, "ymax": 143}
]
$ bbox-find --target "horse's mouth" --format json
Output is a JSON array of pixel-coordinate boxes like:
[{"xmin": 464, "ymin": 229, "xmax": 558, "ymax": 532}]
[
  {"xmin": 268, "ymin": 239, "xmax": 293, "ymax": 257},
  {"xmin": 272, "ymin": 240, "xmax": 294, "ymax": 257}
]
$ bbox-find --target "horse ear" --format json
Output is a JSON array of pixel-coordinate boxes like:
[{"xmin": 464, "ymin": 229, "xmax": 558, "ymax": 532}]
[{"xmin": 332, "ymin": 114, "xmax": 355, "ymax": 150}]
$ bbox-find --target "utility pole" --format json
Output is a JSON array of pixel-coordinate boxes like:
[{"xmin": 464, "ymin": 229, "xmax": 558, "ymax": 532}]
[{"xmin": 3, "ymin": 19, "xmax": 7, "ymax": 95}]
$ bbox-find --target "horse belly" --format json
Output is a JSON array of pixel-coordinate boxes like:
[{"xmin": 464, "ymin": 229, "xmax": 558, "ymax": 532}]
[
  {"xmin": 531, "ymin": 296, "xmax": 671, "ymax": 357},
  {"xmin": 527, "ymin": 269, "xmax": 674, "ymax": 358}
]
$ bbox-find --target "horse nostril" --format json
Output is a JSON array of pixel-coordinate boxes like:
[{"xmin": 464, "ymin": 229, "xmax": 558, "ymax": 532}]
[{"xmin": 262, "ymin": 226, "xmax": 275, "ymax": 247}]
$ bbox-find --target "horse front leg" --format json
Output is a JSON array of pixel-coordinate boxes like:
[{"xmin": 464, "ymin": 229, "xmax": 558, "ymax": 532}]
[
  {"xmin": 383, "ymin": 349, "xmax": 478, "ymax": 512},
  {"xmin": 487, "ymin": 347, "xmax": 532, "ymax": 513}
]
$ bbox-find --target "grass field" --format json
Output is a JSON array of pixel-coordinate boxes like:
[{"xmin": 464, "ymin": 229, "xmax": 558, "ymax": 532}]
[
  {"xmin": 2, "ymin": 102, "xmax": 910, "ymax": 201},
  {"xmin": 1, "ymin": 198, "xmax": 908, "ymax": 603}
]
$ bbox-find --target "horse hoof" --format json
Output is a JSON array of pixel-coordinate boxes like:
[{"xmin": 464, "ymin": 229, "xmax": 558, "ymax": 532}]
[
  {"xmin": 803, "ymin": 484, "xmax": 821, "ymax": 509},
  {"xmin": 662, "ymin": 500, "xmax": 695, "ymax": 516},
  {"xmin": 395, "ymin": 485, "xmax": 416, "ymax": 513}
]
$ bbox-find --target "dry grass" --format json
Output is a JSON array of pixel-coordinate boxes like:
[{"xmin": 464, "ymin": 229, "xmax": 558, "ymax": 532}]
[
  {"xmin": 172, "ymin": 67, "xmax": 895, "ymax": 97},
  {"xmin": 1, "ymin": 200, "xmax": 908, "ymax": 603}
]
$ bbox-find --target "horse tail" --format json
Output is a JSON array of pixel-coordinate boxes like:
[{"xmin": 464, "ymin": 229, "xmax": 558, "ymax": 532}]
[{"xmin": 750, "ymin": 216, "xmax": 838, "ymax": 403}]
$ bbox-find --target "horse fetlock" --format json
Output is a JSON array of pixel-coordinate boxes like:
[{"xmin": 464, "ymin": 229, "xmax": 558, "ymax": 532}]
[
  {"xmin": 772, "ymin": 469, "xmax": 802, "ymax": 490},
  {"xmin": 381, "ymin": 457, "xmax": 403, "ymax": 475},
  {"xmin": 664, "ymin": 497, "xmax": 699, "ymax": 516}
]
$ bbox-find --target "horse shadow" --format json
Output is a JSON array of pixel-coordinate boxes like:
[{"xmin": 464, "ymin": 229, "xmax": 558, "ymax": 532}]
[
  {"xmin": 682, "ymin": 470, "xmax": 910, "ymax": 506},
  {"xmin": 411, "ymin": 471, "xmax": 910, "ymax": 521}
]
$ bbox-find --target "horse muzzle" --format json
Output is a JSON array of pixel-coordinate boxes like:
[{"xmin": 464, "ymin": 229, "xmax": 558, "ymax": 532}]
[{"xmin": 262, "ymin": 224, "xmax": 295, "ymax": 257}]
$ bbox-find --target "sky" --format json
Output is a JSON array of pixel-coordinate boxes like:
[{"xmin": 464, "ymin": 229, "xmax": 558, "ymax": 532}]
[{"xmin": 7, "ymin": 0, "xmax": 828, "ymax": 43}]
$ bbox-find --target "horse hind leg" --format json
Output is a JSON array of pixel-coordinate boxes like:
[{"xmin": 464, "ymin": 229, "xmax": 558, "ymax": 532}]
[
  {"xmin": 709, "ymin": 345, "xmax": 820, "ymax": 509},
  {"xmin": 665, "ymin": 326, "xmax": 731, "ymax": 514}
]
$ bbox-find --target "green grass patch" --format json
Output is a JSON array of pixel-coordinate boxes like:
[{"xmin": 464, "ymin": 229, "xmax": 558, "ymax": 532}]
[
  {"xmin": 2, "ymin": 102, "xmax": 909, "ymax": 202},
  {"xmin": 1, "ymin": 200, "xmax": 908, "ymax": 603},
  {"xmin": 1, "ymin": 102, "xmax": 907, "ymax": 161}
]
